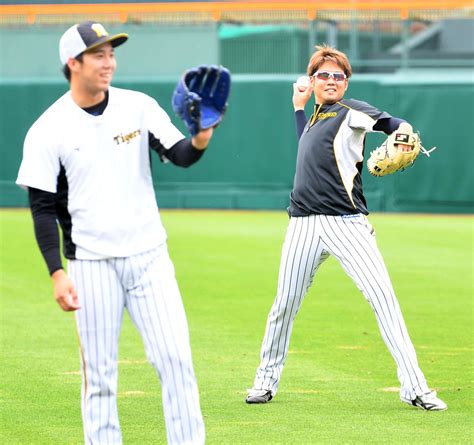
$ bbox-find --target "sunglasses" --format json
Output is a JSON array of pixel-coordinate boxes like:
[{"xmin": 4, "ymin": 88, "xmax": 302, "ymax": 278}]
[{"xmin": 313, "ymin": 71, "xmax": 347, "ymax": 82}]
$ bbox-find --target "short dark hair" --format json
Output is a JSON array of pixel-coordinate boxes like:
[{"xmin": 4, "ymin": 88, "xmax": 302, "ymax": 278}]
[
  {"xmin": 307, "ymin": 45, "xmax": 352, "ymax": 79},
  {"xmin": 62, "ymin": 54, "xmax": 83, "ymax": 82}
]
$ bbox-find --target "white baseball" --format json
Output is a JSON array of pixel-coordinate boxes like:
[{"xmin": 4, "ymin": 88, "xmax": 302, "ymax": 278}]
[{"xmin": 296, "ymin": 75, "xmax": 310, "ymax": 92}]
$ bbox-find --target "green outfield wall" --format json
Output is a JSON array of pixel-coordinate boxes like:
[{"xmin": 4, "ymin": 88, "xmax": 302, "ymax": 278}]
[
  {"xmin": 0, "ymin": 25, "xmax": 219, "ymax": 79},
  {"xmin": 1, "ymin": 74, "xmax": 473, "ymax": 213}
]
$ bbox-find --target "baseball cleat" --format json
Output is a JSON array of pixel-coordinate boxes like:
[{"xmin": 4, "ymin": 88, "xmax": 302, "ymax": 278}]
[
  {"xmin": 401, "ymin": 390, "xmax": 447, "ymax": 411},
  {"xmin": 245, "ymin": 389, "xmax": 273, "ymax": 404}
]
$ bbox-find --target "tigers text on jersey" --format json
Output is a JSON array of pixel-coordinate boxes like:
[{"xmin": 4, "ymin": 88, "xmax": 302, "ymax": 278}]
[
  {"xmin": 289, "ymin": 99, "xmax": 390, "ymax": 217},
  {"xmin": 17, "ymin": 86, "xmax": 185, "ymax": 260}
]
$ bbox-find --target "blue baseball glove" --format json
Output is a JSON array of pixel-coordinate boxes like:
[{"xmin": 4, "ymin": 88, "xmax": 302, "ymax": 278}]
[{"xmin": 172, "ymin": 65, "xmax": 231, "ymax": 136}]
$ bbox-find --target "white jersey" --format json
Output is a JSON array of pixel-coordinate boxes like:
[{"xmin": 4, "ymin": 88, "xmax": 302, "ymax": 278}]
[{"xmin": 17, "ymin": 86, "xmax": 185, "ymax": 260}]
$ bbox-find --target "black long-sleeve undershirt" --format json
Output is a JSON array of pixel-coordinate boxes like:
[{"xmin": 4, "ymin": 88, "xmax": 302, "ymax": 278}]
[
  {"xmin": 295, "ymin": 110, "xmax": 307, "ymax": 140},
  {"xmin": 150, "ymin": 136, "xmax": 205, "ymax": 167},
  {"xmin": 28, "ymin": 187, "xmax": 63, "ymax": 275},
  {"xmin": 373, "ymin": 117, "xmax": 406, "ymax": 134}
]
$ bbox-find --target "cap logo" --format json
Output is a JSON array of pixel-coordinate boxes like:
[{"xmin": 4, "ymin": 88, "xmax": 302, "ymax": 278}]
[{"xmin": 91, "ymin": 23, "xmax": 108, "ymax": 38}]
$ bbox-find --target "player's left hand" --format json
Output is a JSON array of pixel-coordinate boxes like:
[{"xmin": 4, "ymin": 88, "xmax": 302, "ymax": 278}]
[
  {"xmin": 172, "ymin": 65, "xmax": 231, "ymax": 136},
  {"xmin": 397, "ymin": 143, "xmax": 412, "ymax": 152},
  {"xmin": 192, "ymin": 127, "xmax": 214, "ymax": 150},
  {"xmin": 367, "ymin": 123, "xmax": 436, "ymax": 176}
]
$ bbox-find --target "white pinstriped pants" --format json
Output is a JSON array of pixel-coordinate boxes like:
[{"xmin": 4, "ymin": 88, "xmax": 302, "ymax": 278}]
[
  {"xmin": 69, "ymin": 245, "xmax": 204, "ymax": 445},
  {"xmin": 252, "ymin": 214, "xmax": 430, "ymax": 400}
]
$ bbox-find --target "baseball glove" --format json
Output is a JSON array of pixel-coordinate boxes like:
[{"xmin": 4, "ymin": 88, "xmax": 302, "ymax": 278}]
[
  {"xmin": 367, "ymin": 123, "xmax": 436, "ymax": 176},
  {"xmin": 172, "ymin": 65, "xmax": 231, "ymax": 136}
]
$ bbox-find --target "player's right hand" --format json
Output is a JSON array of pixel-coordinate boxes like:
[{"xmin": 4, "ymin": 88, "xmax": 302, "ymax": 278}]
[
  {"xmin": 51, "ymin": 269, "xmax": 81, "ymax": 311},
  {"xmin": 292, "ymin": 83, "xmax": 313, "ymax": 111}
]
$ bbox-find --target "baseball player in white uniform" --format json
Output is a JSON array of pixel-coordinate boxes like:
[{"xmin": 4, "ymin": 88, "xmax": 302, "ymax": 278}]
[
  {"xmin": 17, "ymin": 21, "xmax": 212, "ymax": 444},
  {"xmin": 245, "ymin": 46, "xmax": 447, "ymax": 411}
]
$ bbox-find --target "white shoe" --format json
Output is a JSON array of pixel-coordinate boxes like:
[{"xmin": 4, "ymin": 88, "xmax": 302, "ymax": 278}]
[
  {"xmin": 245, "ymin": 388, "xmax": 273, "ymax": 404},
  {"xmin": 401, "ymin": 390, "xmax": 447, "ymax": 411}
]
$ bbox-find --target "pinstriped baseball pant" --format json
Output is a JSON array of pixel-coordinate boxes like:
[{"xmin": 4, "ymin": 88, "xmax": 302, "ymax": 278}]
[
  {"xmin": 69, "ymin": 245, "xmax": 204, "ymax": 445},
  {"xmin": 252, "ymin": 214, "xmax": 430, "ymax": 400}
]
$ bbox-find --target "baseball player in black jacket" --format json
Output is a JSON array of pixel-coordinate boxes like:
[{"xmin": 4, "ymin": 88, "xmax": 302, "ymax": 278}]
[{"xmin": 245, "ymin": 45, "xmax": 447, "ymax": 412}]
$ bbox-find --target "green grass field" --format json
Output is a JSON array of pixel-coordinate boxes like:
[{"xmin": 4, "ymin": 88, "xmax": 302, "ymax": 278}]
[{"xmin": 1, "ymin": 209, "xmax": 472, "ymax": 444}]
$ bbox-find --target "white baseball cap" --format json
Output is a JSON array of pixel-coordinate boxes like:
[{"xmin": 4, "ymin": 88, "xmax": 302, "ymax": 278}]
[{"xmin": 59, "ymin": 21, "xmax": 128, "ymax": 65}]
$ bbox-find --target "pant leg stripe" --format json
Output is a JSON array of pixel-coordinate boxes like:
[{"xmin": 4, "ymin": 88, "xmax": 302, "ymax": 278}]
[
  {"xmin": 140, "ymin": 250, "xmax": 192, "ymax": 442},
  {"xmin": 319, "ymin": 218, "xmax": 409, "ymax": 376},
  {"xmin": 320, "ymin": 216, "xmax": 418, "ymax": 391},
  {"xmin": 145, "ymin": 249, "xmax": 197, "ymax": 441},
  {"xmin": 346, "ymin": 221, "xmax": 426, "ymax": 391},
  {"xmin": 70, "ymin": 261, "xmax": 91, "ymax": 444},
  {"xmin": 85, "ymin": 261, "xmax": 97, "ymax": 438},
  {"xmin": 303, "ymin": 216, "xmax": 322, "ymax": 293},
  {"xmin": 332, "ymin": 218, "xmax": 397, "ymax": 325},
  {"xmin": 127, "ymin": 253, "xmax": 181, "ymax": 445},
  {"xmin": 146, "ymin": 249, "xmax": 203, "ymax": 443},
  {"xmin": 274, "ymin": 217, "xmax": 310, "ymax": 367},
  {"xmin": 260, "ymin": 217, "xmax": 321, "ymax": 391},
  {"xmin": 259, "ymin": 219, "xmax": 298, "ymax": 370},
  {"xmin": 261, "ymin": 217, "xmax": 304, "ymax": 381},
  {"xmin": 335, "ymin": 219, "xmax": 423, "ymax": 390},
  {"xmin": 97, "ymin": 260, "xmax": 107, "ymax": 443}
]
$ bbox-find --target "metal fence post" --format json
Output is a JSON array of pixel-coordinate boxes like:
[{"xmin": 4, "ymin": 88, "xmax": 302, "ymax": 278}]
[
  {"xmin": 401, "ymin": 18, "xmax": 410, "ymax": 69},
  {"xmin": 327, "ymin": 20, "xmax": 338, "ymax": 48},
  {"xmin": 309, "ymin": 19, "xmax": 317, "ymax": 56},
  {"xmin": 372, "ymin": 20, "xmax": 381, "ymax": 54},
  {"xmin": 350, "ymin": 10, "xmax": 359, "ymax": 61}
]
